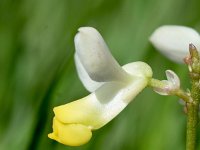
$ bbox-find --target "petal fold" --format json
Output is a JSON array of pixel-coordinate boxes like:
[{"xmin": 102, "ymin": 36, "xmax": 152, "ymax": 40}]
[
  {"xmin": 165, "ymin": 70, "xmax": 180, "ymax": 88},
  {"xmin": 74, "ymin": 53, "xmax": 103, "ymax": 92},
  {"xmin": 150, "ymin": 25, "xmax": 200, "ymax": 63},
  {"xmin": 48, "ymin": 118, "xmax": 92, "ymax": 146},
  {"xmin": 74, "ymin": 27, "xmax": 128, "ymax": 82}
]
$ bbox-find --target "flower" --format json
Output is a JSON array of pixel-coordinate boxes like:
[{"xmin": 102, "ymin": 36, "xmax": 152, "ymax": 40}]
[
  {"xmin": 153, "ymin": 70, "xmax": 180, "ymax": 95},
  {"xmin": 48, "ymin": 27, "xmax": 153, "ymax": 146},
  {"xmin": 150, "ymin": 25, "xmax": 200, "ymax": 63}
]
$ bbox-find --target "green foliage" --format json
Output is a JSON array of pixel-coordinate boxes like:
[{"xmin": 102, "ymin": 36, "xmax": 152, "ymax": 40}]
[{"xmin": 0, "ymin": 0, "xmax": 200, "ymax": 149}]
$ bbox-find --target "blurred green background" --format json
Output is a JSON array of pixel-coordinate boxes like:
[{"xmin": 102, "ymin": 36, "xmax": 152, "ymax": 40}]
[{"xmin": 0, "ymin": 0, "xmax": 200, "ymax": 149}]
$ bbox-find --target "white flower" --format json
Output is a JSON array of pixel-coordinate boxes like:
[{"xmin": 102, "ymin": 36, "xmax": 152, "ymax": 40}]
[
  {"xmin": 48, "ymin": 27, "xmax": 153, "ymax": 146},
  {"xmin": 150, "ymin": 25, "xmax": 200, "ymax": 63},
  {"xmin": 153, "ymin": 70, "xmax": 180, "ymax": 95}
]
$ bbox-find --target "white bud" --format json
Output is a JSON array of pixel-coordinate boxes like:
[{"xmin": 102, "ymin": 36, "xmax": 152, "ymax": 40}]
[
  {"xmin": 154, "ymin": 70, "xmax": 180, "ymax": 95},
  {"xmin": 150, "ymin": 25, "xmax": 200, "ymax": 63}
]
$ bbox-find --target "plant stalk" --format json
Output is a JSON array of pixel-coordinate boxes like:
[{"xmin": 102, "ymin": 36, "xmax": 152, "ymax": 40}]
[
  {"xmin": 186, "ymin": 80, "xmax": 200, "ymax": 150},
  {"xmin": 185, "ymin": 43, "xmax": 200, "ymax": 150}
]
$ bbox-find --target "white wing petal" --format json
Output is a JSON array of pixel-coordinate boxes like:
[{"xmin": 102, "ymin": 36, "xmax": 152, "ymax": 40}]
[
  {"xmin": 53, "ymin": 62, "xmax": 152, "ymax": 129},
  {"xmin": 54, "ymin": 78, "xmax": 147, "ymax": 130},
  {"xmin": 150, "ymin": 25, "xmax": 200, "ymax": 63},
  {"xmin": 74, "ymin": 27, "xmax": 128, "ymax": 82},
  {"xmin": 74, "ymin": 53, "xmax": 103, "ymax": 92}
]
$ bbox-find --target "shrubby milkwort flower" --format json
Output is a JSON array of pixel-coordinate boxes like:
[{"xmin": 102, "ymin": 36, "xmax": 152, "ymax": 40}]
[{"xmin": 48, "ymin": 27, "xmax": 153, "ymax": 146}]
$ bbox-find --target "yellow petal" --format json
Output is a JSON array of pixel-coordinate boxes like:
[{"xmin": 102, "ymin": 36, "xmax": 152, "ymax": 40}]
[
  {"xmin": 48, "ymin": 118, "xmax": 92, "ymax": 146},
  {"xmin": 53, "ymin": 94, "xmax": 103, "ymax": 128}
]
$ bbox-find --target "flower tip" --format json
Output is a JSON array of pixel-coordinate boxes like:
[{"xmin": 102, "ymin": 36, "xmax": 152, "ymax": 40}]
[
  {"xmin": 48, "ymin": 133, "xmax": 55, "ymax": 140},
  {"xmin": 189, "ymin": 43, "xmax": 199, "ymax": 57},
  {"xmin": 165, "ymin": 70, "xmax": 180, "ymax": 88},
  {"xmin": 76, "ymin": 27, "xmax": 100, "ymax": 40},
  {"xmin": 78, "ymin": 27, "xmax": 97, "ymax": 33},
  {"xmin": 149, "ymin": 25, "xmax": 166, "ymax": 43},
  {"xmin": 189, "ymin": 43, "xmax": 196, "ymax": 50},
  {"xmin": 74, "ymin": 26, "xmax": 102, "ymax": 49}
]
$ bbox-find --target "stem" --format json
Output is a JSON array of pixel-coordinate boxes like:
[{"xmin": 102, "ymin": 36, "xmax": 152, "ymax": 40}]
[
  {"xmin": 186, "ymin": 80, "xmax": 200, "ymax": 150},
  {"xmin": 185, "ymin": 44, "xmax": 200, "ymax": 150},
  {"xmin": 173, "ymin": 89, "xmax": 191, "ymax": 103},
  {"xmin": 148, "ymin": 78, "xmax": 191, "ymax": 103}
]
